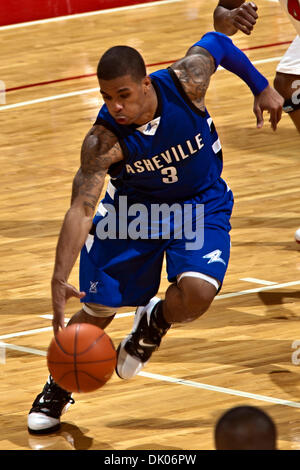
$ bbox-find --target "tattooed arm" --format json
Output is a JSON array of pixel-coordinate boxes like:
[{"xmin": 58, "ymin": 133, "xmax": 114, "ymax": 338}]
[
  {"xmin": 51, "ymin": 125, "xmax": 123, "ymax": 333},
  {"xmin": 171, "ymin": 33, "xmax": 283, "ymax": 129},
  {"xmin": 170, "ymin": 48, "xmax": 215, "ymax": 113}
]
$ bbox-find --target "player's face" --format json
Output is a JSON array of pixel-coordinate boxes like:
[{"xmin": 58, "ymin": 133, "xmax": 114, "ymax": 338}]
[{"xmin": 99, "ymin": 74, "xmax": 151, "ymax": 125}]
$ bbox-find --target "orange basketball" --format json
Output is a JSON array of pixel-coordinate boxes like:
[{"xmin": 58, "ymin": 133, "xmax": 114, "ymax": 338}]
[{"xmin": 47, "ymin": 323, "xmax": 116, "ymax": 393}]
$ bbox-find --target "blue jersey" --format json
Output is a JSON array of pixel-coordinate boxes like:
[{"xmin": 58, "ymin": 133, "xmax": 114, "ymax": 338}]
[{"xmin": 95, "ymin": 67, "xmax": 223, "ymax": 203}]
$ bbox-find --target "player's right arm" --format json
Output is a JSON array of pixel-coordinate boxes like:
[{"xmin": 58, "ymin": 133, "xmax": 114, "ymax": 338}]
[
  {"xmin": 51, "ymin": 125, "xmax": 123, "ymax": 334},
  {"xmin": 214, "ymin": 1, "xmax": 258, "ymax": 36}
]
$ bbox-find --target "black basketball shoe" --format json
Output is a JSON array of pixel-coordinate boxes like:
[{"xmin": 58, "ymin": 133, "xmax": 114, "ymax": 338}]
[
  {"xmin": 27, "ymin": 376, "xmax": 74, "ymax": 434},
  {"xmin": 116, "ymin": 297, "xmax": 170, "ymax": 379}
]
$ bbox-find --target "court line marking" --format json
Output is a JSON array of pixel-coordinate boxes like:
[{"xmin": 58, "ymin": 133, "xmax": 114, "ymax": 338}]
[
  {"xmin": 240, "ymin": 278, "xmax": 278, "ymax": 286},
  {"xmin": 0, "ymin": 0, "xmax": 182, "ymax": 31},
  {"xmin": 5, "ymin": 41, "xmax": 291, "ymax": 94},
  {"xmin": 0, "ymin": 56, "xmax": 283, "ymax": 111},
  {"xmin": 0, "ymin": 87, "xmax": 100, "ymax": 111},
  {"xmin": 0, "ymin": 341, "xmax": 47, "ymax": 357},
  {"xmin": 40, "ymin": 311, "xmax": 136, "ymax": 321},
  {"xmin": 1, "ymin": 279, "xmax": 300, "ymax": 341},
  {"xmin": 1, "ymin": 340, "xmax": 299, "ymax": 409},
  {"xmin": 138, "ymin": 371, "xmax": 300, "ymax": 409},
  {"xmin": 1, "ymin": 279, "xmax": 300, "ymax": 407},
  {"xmin": 0, "ymin": 311, "xmax": 137, "ymax": 340},
  {"xmin": 0, "ymin": 327, "xmax": 53, "ymax": 340},
  {"xmin": 215, "ymin": 279, "xmax": 300, "ymax": 300}
]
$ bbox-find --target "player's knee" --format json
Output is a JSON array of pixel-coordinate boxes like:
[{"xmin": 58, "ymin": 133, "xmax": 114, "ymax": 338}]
[
  {"xmin": 178, "ymin": 278, "xmax": 216, "ymax": 322},
  {"xmin": 185, "ymin": 292, "xmax": 213, "ymax": 320}
]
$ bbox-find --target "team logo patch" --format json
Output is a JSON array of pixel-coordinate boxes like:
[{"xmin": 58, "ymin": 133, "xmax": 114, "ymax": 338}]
[
  {"xmin": 203, "ymin": 249, "xmax": 226, "ymax": 266},
  {"xmin": 89, "ymin": 281, "xmax": 99, "ymax": 293},
  {"xmin": 137, "ymin": 117, "xmax": 161, "ymax": 136}
]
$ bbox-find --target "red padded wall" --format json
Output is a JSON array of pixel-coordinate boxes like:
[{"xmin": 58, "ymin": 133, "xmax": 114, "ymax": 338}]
[{"xmin": 0, "ymin": 0, "xmax": 162, "ymax": 26}]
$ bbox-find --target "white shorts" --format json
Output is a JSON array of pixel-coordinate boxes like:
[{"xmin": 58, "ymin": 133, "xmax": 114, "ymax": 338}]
[{"xmin": 276, "ymin": 36, "xmax": 300, "ymax": 75}]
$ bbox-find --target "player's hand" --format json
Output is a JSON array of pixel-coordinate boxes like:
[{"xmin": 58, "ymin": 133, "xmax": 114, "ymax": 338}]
[
  {"xmin": 228, "ymin": 2, "xmax": 258, "ymax": 35},
  {"xmin": 51, "ymin": 278, "xmax": 86, "ymax": 335},
  {"xmin": 253, "ymin": 85, "xmax": 284, "ymax": 131}
]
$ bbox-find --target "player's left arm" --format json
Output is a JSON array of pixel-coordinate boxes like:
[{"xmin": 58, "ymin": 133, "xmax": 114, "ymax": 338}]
[
  {"xmin": 171, "ymin": 48, "xmax": 215, "ymax": 113},
  {"xmin": 171, "ymin": 32, "xmax": 284, "ymax": 130}
]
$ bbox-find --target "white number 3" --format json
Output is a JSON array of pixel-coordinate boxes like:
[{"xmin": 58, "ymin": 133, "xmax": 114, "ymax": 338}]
[{"xmin": 161, "ymin": 166, "xmax": 178, "ymax": 184}]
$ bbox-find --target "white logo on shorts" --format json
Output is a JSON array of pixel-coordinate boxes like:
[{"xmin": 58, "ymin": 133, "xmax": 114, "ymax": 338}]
[
  {"xmin": 203, "ymin": 249, "xmax": 226, "ymax": 266},
  {"xmin": 89, "ymin": 281, "xmax": 99, "ymax": 293}
]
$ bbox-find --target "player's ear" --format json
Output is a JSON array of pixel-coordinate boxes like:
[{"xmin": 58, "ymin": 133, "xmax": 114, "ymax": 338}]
[{"xmin": 142, "ymin": 75, "xmax": 152, "ymax": 93}]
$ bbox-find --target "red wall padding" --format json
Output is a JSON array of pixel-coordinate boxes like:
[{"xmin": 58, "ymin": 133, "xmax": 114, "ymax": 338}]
[{"xmin": 0, "ymin": 0, "xmax": 162, "ymax": 26}]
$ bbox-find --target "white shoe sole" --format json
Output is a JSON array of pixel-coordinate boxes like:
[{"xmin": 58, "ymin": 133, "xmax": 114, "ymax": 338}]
[
  {"xmin": 27, "ymin": 401, "xmax": 72, "ymax": 434},
  {"xmin": 27, "ymin": 412, "xmax": 60, "ymax": 434}
]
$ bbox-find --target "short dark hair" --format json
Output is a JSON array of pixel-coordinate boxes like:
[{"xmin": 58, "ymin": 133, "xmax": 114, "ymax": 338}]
[
  {"xmin": 214, "ymin": 406, "xmax": 277, "ymax": 450},
  {"xmin": 97, "ymin": 45, "xmax": 146, "ymax": 82}
]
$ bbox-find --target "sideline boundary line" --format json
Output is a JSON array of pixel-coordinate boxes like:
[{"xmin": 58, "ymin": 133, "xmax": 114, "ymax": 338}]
[
  {"xmin": 1, "ymin": 279, "xmax": 299, "ymax": 340},
  {"xmin": 1, "ymin": 279, "xmax": 300, "ymax": 407},
  {"xmin": 0, "ymin": 56, "xmax": 283, "ymax": 111},
  {"xmin": 1, "ymin": 341, "xmax": 299, "ymax": 409}
]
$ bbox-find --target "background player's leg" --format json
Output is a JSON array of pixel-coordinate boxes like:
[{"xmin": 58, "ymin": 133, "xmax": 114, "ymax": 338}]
[{"xmin": 274, "ymin": 71, "xmax": 300, "ymax": 133}]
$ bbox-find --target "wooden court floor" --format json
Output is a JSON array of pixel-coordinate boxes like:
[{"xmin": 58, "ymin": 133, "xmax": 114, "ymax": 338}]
[{"xmin": 0, "ymin": 0, "xmax": 300, "ymax": 451}]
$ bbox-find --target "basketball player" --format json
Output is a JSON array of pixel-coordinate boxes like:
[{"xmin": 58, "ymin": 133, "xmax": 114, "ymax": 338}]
[
  {"xmin": 214, "ymin": 405, "xmax": 277, "ymax": 449},
  {"xmin": 27, "ymin": 31, "xmax": 283, "ymax": 434},
  {"xmin": 214, "ymin": 0, "xmax": 300, "ymax": 133}
]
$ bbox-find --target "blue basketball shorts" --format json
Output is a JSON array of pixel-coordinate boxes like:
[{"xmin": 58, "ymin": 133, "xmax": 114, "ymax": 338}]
[{"xmin": 79, "ymin": 177, "xmax": 234, "ymax": 308}]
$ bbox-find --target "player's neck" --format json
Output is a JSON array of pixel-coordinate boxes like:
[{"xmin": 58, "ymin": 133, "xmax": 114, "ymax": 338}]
[{"xmin": 134, "ymin": 84, "xmax": 158, "ymax": 126}]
